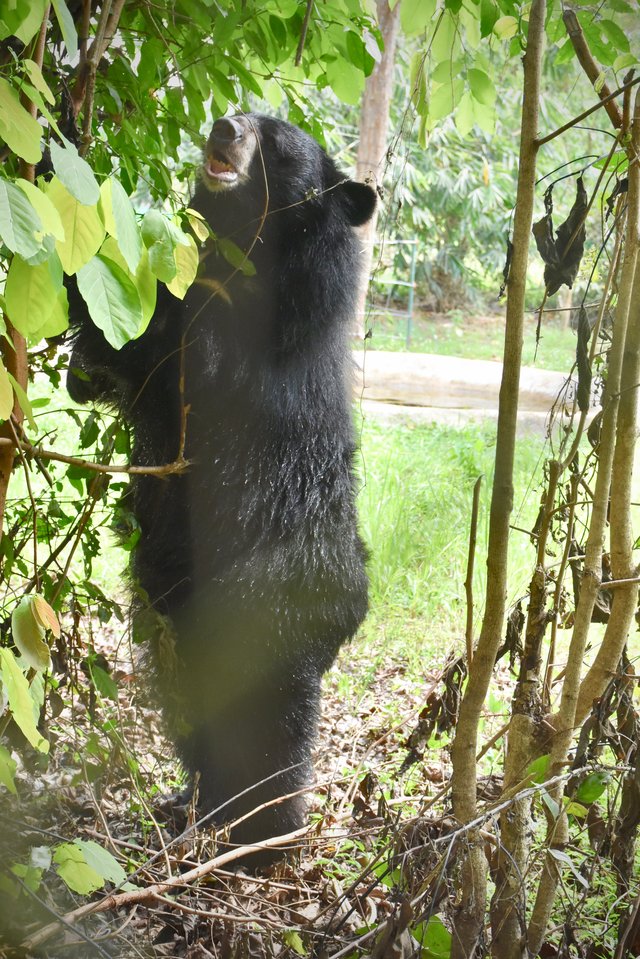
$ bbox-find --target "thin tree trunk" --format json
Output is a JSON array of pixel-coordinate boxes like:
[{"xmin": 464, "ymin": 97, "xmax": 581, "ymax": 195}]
[
  {"xmin": 354, "ymin": 0, "xmax": 400, "ymax": 333},
  {"xmin": 527, "ymin": 90, "xmax": 640, "ymax": 957},
  {"xmin": 448, "ymin": 1, "xmax": 546, "ymax": 954}
]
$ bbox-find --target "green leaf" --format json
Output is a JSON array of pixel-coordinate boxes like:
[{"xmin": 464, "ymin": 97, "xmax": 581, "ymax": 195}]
[
  {"xmin": 50, "ymin": 140, "xmax": 100, "ymax": 206},
  {"xmin": 106, "ymin": 178, "xmax": 142, "ymax": 273},
  {"xmin": 282, "ymin": 930, "xmax": 306, "ymax": 956},
  {"xmin": 428, "ymin": 78, "xmax": 465, "ymax": 125},
  {"xmin": 11, "ymin": 596, "xmax": 51, "ymax": 673},
  {"xmin": 493, "ymin": 15, "xmax": 518, "ymax": 38},
  {"xmin": 50, "ymin": 0, "xmax": 78, "ymax": 58},
  {"xmin": 468, "ymin": 68, "xmax": 496, "ymax": 106},
  {"xmin": 141, "ymin": 210, "xmax": 189, "ymax": 283},
  {"xmin": 526, "ymin": 754, "xmax": 550, "ymax": 784},
  {"xmin": 0, "ymin": 78, "xmax": 43, "ymax": 163},
  {"xmin": 16, "ymin": 179, "xmax": 65, "ymax": 240},
  {"xmin": 325, "ymin": 58, "xmax": 365, "ymax": 106},
  {"xmin": 7, "ymin": 373, "xmax": 36, "ymax": 430},
  {"xmin": 5, "ymin": 253, "xmax": 63, "ymax": 337},
  {"xmin": 0, "ymin": 744, "xmax": 17, "ymax": 795},
  {"xmin": 575, "ymin": 772, "xmax": 610, "ymax": 804},
  {"xmin": 30, "ymin": 287, "xmax": 69, "ymax": 341},
  {"xmin": 455, "ymin": 91, "xmax": 475, "ymax": 136},
  {"xmin": 0, "ymin": 0, "xmax": 47, "ymax": 45},
  {"xmin": 0, "ymin": 361, "xmax": 14, "ymax": 421},
  {"xmin": 47, "ymin": 177, "xmax": 105, "ymax": 275},
  {"xmin": 613, "ymin": 52, "xmax": 638, "ymax": 71},
  {"xmin": 76, "ymin": 254, "xmax": 143, "ymax": 350},
  {"xmin": 90, "ymin": 664, "xmax": 118, "ymax": 701},
  {"xmin": 480, "ymin": 0, "xmax": 499, "ymax": 37},
  {"xmin": 217, "ymin": 237, "xmax": 256, "ymax": 276},
  {"xmin": 400, "ymin": 0, "xmax": 437, "ymax": 35},
  {"xmin": 599, "ymin": 18, "xmax": 629, "ymax": 53},
  {"xmin": 75, "ymin": 840, "xmax": 127, "ymax": 885},
  {"xmin": 167, "ymin": 235, "xmax": 199, "ymax": 299},
  {"xmin": 0, "ymin": 180, "xmax": 45, "ymax": 259},
  {"xmin": 23, "ymin": 59, "xmax": 55, "ymax": 105},
  {"xmin": 412, "ymin": 915, "xmax": 452, "ymax": 958},
  {"xmin": 0, "ymin": 648, "xmax": 49, "ymax": 753},
  {"xmin": 54, "ymin": 843, "xmax": 104, "ymax": 895},
  {"xmin": 100, "ymin": 237, "xmax": 157, "ymax": 334}
]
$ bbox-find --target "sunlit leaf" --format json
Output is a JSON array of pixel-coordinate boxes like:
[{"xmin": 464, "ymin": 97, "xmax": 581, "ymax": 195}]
[
  {"xmin": 54, "ymin": 843, "xmax": 104, "ymax": 894},
  {"xmin": 0, "ymin": 744, "xmax": 17, "ymax": 795},
  {"xmin": 5, "ymin": 253, "xmax": 63, "ymax": 337},
  {"xmin": 47, "ymin": 177, "xmax": 105, "ymax": 275},
  {"xmin": 16, "ymin": 179, "xmax": 65, "ymax": 240},
  {"xmin": 0, "ymin": 0, "xmax": 47, "ymax": 44},
  {"xmin": 50, "ymin": 0, "xmax": 78, "ymax": 58},
  {"xmin": 50, "ymin": 140, "xmax": 100, "ymax": 206},
  {"xmin": 167, "ymin": 235, "xmax": 199, "ymax": 299},
  {"xmin": 76, "ymin": 254, "xmax": 143, "ymax": 349},
  {"xmin": 11, "ymin": 596, "xmax": 51, "ymax": 673},
  {"xmin": 0, "ymin": 78, "xmax": 43, "ymax": 164},
  {"xmin": 0, "ymin": 648, "xmax": 49, "ymax": 753},
  {"xmin": 0, "ymin": 180, "xmax": 44, "ymax": 259},
  {"xmin": 32, "ymin": 595, "xmax": 61, "ymax": 638},
  {"xmin": 0, "ymin": 362, "xmax": 13, "ymax": 421}
]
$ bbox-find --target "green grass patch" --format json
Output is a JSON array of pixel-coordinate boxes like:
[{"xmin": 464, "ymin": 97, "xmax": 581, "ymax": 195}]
[{"xmin": 356, "ymin": 418, "xmax": 546, "ymax": 663}]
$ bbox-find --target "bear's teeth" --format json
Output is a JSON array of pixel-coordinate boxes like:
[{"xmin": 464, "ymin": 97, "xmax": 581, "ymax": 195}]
[{"xmin": 206, "ymin": 158, "xmax": 238, "ymax": 181}]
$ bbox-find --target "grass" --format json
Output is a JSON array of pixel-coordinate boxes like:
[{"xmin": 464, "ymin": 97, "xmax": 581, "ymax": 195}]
[
  {"xmin": 367, "ymin": 309, "xmax": 577, "ymax": 373},
  {"xmin": 356, "ymin": 417, "xmax": 546, "ymax": 667}
]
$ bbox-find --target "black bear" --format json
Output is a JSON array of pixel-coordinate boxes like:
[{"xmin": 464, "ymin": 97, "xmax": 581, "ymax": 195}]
[{"xmin": 67, "ymin": 114, "xmax": 376, "ymax": 857}]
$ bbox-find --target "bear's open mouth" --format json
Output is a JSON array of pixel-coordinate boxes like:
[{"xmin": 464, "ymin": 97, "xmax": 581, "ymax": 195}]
[{"xmin": 204, "ymin": 155, "xmax": 239, "ymax": 185}]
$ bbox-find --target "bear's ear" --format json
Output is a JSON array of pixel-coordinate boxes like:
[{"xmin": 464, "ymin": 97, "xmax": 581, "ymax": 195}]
[{"xmin": 340, "ymin": 180, "xmax": 377, "ymax": 227}]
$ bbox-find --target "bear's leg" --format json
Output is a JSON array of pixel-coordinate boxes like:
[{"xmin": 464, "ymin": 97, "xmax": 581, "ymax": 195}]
[{"xmin": 177, "ymin": 670, "xmax": 321, "ymax": 868}]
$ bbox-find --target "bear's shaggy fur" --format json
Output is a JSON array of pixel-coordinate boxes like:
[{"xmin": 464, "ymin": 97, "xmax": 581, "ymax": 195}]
[{"xmin": 67, "ymin": 114, "xmax": 376, "ymax": 853}]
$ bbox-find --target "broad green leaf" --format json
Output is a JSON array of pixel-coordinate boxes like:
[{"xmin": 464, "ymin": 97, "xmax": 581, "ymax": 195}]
[
  {"xmin": 16, "ymin": 179, "xmax": 65, "ymax": 240},
  {"xmin": 0, "ymin": 744, "xmax": 17, "ymax": 794},
  {"xmin": 0, "ymin": 362, "xmax": 13, "ymax": 421},
  {"xmin": 526, "ymin": 754, "xmax": 550, "ymax": 784},
  {"xmin": 141, "ymin": 210, "xmax": 181, "ymax": 283},
  {"xmin": 0, "ymin": 648, "xmax": 49, "ymax": 753},
  {"xmin": 167, "ymin": 235, "xmax": 199, "ymax": 299},
  {"xmin": 413, "ymin": 915, "xmax": 452, "ymax": 958},
  {"xmin": 100, "ymin": 238, "xmax": 157, "ymax": 333},
  {"xmin": 0, "ymin": 0, "xmax": 47, "ymax": 45},
  {"xmin": 432, "ymin": 59, "xmax": 464, "ymax": 83},
  {"xmin": 217, "ymin": 237, "xmax": 256, "ymax": 276},
  {"xmin": 575, "ymin": 771, "xmax": 610, "ymax": 804},
  {"xmin": 90, "ymin": 664, "xmax": 118, "ymax": 701},
  {"xmin": 75, "ymin": 840, "xmax": 127, "ymax": 885},
  {"xmin": 600, "ymin": 19, "xmax": 629, "ymax": 52},
  {"xmin": 493, "ymin": 15, "xmax": 518, "ymax": 39},
  {"xmin": 186, "ymin": 208, "xmax": 210, "ymax": 242},
  {"xmin": 428, "ymin": 78, "xmax": 465, "ymax": 125},
  {"xmin": 0, "ymin": 180, "xmax": 45, "ymax": 259},
  {"xmin": 400, "ymin": 0, "xmax": 437, "ymax": 35},
  {"xmin": 23, "ymin": 59, "xmax": 55, "ymax": 105},
  {"xmin": 11, "ymin": 596, "xmax": 51, "ymax": 673},
  {"xmin": 480, "ymin": 0, "xmax": 499, "ymax": 37},
  {"xmin": 47, "ymin": 177, "xmax": 105, "ymax": 274},
  {"xmin": 455, "ymin": 91, "xmax": 475, "ymax": 136},
  {"xmin": 99, "ymin": 179, "xmax": 117, "ymax": 236},
  {"xmin": 54, "ymin": 843, "xmax": 104, "ymax": 895},
  {"xmin": 76, "ymin": 254, "xmax": 143, "ymax": 349},
  {"xmin": 325, "ymin": 58, "xmax": 365, "ymax": 106},
  {"xmin": 50, "ymin": 140, "xmax": 100, "ymax": 206},
  {"xmin": 109, "ymin": 178, "xmax": 142, "ymax": 273},
  {"xmin": 554, "ymin": 39, "xmax": 575, "ymax": 65},
  {"xmin": 7, "ymin": 373, "xmax": 36, "ymax": 430},
  {"xmin": 471, "ymin": 97, "xmax": 495, "ymax": 134},
  {"xmin": 0, "ymin": 78, "xmax": 42, "ymax": 163},
  {"xmin": 282, "ymin": 930, "xmax": 306, "ymax": 956},
  {"xmin": 50, "ymin": 0, "xmax": 78, "ymax": 58},
  {"xmin": 431, "ymin": 11, "xmax": 461, "ymax": 62},
  {"xmin": 613, "ymin": 52, "xmax": 638, "ymax": 71},
  {"xmin": 30, "ymin": 287, "xmax": 69, "ymax": 341},
  {"xmin": 5, "ymin": 253, "xmax": 63, "ymax": 337},
  {"xmin": 468, "ymin": 68, "xmax": 496, "ymax": 106}
]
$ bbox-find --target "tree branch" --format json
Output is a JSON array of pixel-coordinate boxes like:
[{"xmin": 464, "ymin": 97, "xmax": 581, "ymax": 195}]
[{"xmin": 562, "ymin": 9, "xmax": 622, "ymax": 129}]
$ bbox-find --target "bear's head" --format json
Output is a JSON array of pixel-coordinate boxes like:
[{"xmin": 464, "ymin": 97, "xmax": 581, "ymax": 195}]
[{"xmin": 198, "ymin": 113, "xmax": 376, "ymax": 232}]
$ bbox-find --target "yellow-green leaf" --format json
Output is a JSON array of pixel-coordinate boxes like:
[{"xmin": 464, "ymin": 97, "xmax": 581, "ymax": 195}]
[
  {"xmin": 23, "ymin": 59, "xmax": 55, "ymax": 105},
  {"xmin": 0, "ymin": 362, "xmax": 14, "ymax": 421},
  {"xmin": 493, "ymin": 15, "xmax": 518, "ymax": 39},
  {"xmin": 47, "ymin": 177, "xmax": 105, "ymax": 275},
  {"xmin": 0, "ymin": 78, "xmax": 42, "ymax": 164},
  {"xmin": 0, "ymin": 744, "xmax": 17, "ymax": 795},
  {"xmin": 0, "ymin": 648, "xmax": 49, "ymax": 753},
  {"xmin": 16, "ymin": 179, "xmax": 65, "ymax": 240},
  {"xmin": 11, "ymin": 596, "xmax": 51, "ymax": 673},
  {"xmin": 5, "ymin": 253, "xmax": 63, "ymax": 337},
  {"xmin": 32, "ymin": 595, "xmax": 61, "ymax": 638},
  {"xmin": 53, "ymin": 843, "xmax": 104, "ymax": 895},
  {"xmin": 167, "ymin": 235, "xmax": 199, "ymax": 299},
  {"xmin": 7, "ymin": 373, "xmax": 36, "ymax": 431}
]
